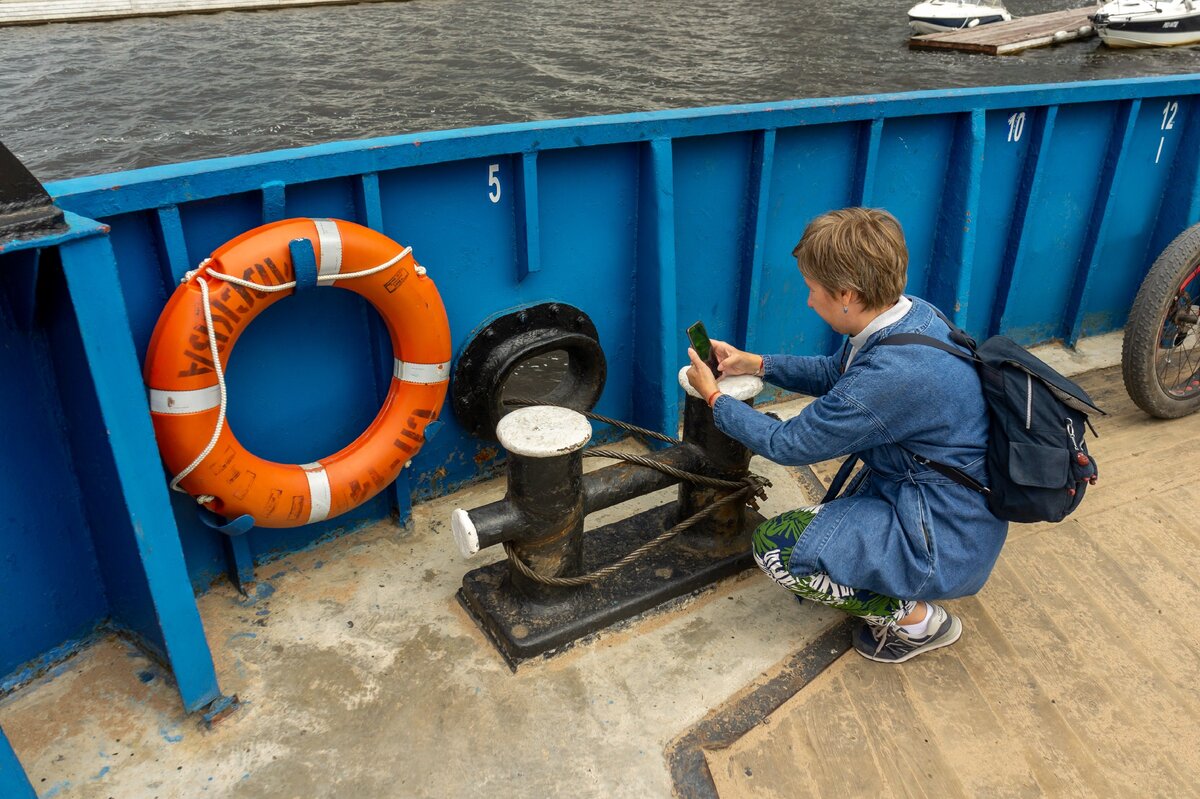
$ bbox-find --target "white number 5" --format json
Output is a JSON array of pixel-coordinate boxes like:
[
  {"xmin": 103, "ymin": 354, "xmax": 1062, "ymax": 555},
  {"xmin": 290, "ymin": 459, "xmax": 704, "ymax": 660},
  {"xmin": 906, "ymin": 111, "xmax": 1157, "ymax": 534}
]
[{"xmin": 488, "ymin": 163, "xmax": 501, "ymax": 203}]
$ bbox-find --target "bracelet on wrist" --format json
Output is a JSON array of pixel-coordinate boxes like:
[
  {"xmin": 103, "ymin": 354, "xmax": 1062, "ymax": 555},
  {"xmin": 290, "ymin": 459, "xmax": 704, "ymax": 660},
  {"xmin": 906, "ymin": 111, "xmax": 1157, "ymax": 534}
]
[{"xmin": 706, "ymin": 389, "xmax": 722, "ymax": 408}]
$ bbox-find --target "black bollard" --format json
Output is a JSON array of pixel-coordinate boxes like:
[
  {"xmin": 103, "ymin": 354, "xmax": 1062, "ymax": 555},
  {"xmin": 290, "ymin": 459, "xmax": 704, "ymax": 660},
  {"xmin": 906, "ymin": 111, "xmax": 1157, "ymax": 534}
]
[
  {"xmin": 677, "ymin": 369, "xmax": 763, "ymax": 555},
  {"xmin": 504, "ymin": 451, "xmax": 584, "ymax": 582},
  {"xmin": 452, "ymin": 406, "xmax": 591, "ymax": 597},
  {"xmin": 454, "ymin": 376, "xmax": 766, "ymax": 668}
]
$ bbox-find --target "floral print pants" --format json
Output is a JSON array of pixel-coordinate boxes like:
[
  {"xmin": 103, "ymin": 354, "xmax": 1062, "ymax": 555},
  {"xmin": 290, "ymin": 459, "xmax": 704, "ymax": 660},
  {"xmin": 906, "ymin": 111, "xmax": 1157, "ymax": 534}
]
[{"xmin": 752, "ymin": 507, "xmax": 916, "ymax": 626}]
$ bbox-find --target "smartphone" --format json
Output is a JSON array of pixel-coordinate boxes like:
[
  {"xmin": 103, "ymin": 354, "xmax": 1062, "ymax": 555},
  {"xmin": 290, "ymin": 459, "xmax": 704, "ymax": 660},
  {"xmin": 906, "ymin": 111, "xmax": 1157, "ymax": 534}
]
[{"xmin": 686, "ymin": 321, "xmax": 721, "ymax": 374}]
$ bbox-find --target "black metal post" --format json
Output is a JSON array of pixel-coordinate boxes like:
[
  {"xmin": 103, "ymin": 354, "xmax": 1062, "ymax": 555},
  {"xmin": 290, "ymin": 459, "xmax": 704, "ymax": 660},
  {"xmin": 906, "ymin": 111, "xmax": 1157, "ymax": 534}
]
[
  {"xmin": 453, "ymin": 436, "xmax": 707, "ymax": 554},
  {"xmin": 676, "ymin": 397, "xmax": 752, "ymax": 554},
  {"xmin": 454, "ymin": 378, "xmax": 765, "ymax": 667},
  {"xmin": 580, "ymin": 444, "xmax": 705, "ymax": 515},
  {"xmin": 504, "ymin": 450, "xmax": 584, "ymax": 595}
]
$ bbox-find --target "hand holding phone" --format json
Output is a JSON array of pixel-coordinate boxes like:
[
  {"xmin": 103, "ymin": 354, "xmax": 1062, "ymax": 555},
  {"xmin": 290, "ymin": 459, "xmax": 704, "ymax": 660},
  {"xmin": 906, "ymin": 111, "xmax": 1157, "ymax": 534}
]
[{"xmin": 687, "ymin": 321, "xmax": 721, "ymax": 374}]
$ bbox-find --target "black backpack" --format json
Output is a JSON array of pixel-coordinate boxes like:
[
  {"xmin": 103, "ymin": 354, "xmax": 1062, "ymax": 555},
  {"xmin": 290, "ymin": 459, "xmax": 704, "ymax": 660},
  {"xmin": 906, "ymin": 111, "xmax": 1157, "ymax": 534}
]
[{"xmin": 824, "ymin": 314, "xmax": 1104, "ymax": 524}]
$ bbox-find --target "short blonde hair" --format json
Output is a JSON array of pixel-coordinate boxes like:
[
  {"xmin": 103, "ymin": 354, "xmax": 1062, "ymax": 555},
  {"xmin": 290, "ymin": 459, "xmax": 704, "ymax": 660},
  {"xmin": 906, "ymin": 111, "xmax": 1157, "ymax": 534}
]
[{"xmin": 791, "ymin": 208, "xmax": 908, "ymax": 310}]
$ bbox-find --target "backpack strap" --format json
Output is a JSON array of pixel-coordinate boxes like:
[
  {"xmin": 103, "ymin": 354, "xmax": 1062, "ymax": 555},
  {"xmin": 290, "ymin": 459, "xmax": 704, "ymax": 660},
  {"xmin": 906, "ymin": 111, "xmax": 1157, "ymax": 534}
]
[
  {"xmin": 874, "ymin": 332, "xmax": 991, "ymax": 498},
  {"xmin": 822, "ymin": 313, "xmax": 989, "ymax": 503},
  {"xmin": 820, "ymin": 449, "xmax": 990, "ymax": 501},
  {"xmin": 912, "ymin": 299, "xmax": 978, "ymax": 350},
  {"xmin": 821, "ymin": 454, "xmax": 860, "ymax": 503},
  {"xmin": 876, "ymin": 332, "xmax": 979, "ymax": 363}
]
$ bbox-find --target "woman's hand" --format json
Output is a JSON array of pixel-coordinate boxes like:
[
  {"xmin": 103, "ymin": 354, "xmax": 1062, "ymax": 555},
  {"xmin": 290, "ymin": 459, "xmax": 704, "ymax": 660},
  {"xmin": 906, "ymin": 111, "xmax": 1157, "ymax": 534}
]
[
  {"xmin": 711, "ymin": 339, "xmax": 762, "ymax": 377},
  {"xmin": 686, "ymin": 348, "xmax": 719, "ymax": 398}
]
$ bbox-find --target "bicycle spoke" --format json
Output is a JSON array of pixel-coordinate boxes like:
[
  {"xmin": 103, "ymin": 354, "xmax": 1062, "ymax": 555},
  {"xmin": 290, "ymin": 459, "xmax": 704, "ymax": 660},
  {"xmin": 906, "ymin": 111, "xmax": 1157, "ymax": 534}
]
[
  {"xmin": 1156, "ymin": 284, "xmax": 1200, "ymax": 396},
  {"xmin": 1180, "ymin": 340, "xmax": 1197, "ymax": 392},
  {"xmin": 1182, "ymin": 291, "xmax": 1200, "ymax": 391},
  {"xmin": 1175, "ymin": 333, "xmax": 1195, "ymax": 392}
]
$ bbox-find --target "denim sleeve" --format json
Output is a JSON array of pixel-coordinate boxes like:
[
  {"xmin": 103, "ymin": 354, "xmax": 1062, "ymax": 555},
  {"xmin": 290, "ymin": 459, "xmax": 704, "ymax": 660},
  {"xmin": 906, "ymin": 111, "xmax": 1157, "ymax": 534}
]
[
  {"xmin": 762, "ymin": 352, "xmax": 842, "ymax": 397},
  {"xmin": 711, "ymin": 387, "xmax": 892, "ymax": 466}
]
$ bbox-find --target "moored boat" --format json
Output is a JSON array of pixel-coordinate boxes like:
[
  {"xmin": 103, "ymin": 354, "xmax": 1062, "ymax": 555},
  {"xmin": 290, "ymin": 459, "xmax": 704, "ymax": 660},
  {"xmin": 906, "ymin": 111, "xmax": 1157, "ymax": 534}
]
[
  {"xmin": 908, "ymin": 0, "xmax": 1013, "ymax": 34},
  {"xmin": 1091, "ymin": 0, "xmax": 1200, "ymax": 47}
]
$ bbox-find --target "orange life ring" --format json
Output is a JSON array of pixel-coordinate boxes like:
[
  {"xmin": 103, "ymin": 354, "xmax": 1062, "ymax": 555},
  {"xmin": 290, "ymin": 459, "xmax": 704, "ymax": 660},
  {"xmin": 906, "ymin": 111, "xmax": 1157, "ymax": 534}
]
[{"xmin": 143, "ymin": 218, "xmax": 451, "ymax": 528}]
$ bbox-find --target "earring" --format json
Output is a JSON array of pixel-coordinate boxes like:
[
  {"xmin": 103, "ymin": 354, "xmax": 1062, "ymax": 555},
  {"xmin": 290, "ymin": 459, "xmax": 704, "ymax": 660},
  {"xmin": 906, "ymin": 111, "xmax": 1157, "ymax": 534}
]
[{"xmin": 842, "ymin": 306, "xmax": 849, "ymax": 314}]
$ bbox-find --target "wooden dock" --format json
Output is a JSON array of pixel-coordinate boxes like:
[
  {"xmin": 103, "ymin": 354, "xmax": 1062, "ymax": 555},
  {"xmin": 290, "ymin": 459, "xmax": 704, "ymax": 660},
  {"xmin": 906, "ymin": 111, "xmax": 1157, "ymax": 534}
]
[
  {"xmin": 0, "ymin": 0, "xmax": 406, "ymax": 27},
  {"xmin": 703, "ymin": 365, "xmax": 1200, "ymax": 799},
  {"xmin": 910, "ymin": 7, "xmax": 1097, "ymax": 55}
]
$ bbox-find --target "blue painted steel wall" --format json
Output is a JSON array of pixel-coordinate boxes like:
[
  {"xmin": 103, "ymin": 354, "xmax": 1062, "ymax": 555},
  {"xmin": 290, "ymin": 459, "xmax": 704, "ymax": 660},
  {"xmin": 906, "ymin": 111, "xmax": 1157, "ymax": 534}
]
[
  {"xmin": 0, "ymin": 220, "xmax": 223, "ymax": 713},
  {"xmin": 4, "ymin": 76, "xmax": 1200, "ymax": 703},
  {"xmin": 43, "ymin": 258, "xmax": 169, "ymax": 656},
  {"xmin": 0, "ymin": 250, "xmax": 110, "ymax": 686},
  {"xmin": 33, "ymin": 75, "xmax": 1200, "ymax": 595}
]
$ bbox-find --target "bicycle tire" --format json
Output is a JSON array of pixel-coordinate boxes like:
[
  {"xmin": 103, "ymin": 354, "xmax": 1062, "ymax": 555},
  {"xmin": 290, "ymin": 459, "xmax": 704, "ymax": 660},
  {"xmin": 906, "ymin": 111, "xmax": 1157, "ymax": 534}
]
[{"xmin": 1122, "ymin": 221, "xmax": 1200, "ymax": 418}]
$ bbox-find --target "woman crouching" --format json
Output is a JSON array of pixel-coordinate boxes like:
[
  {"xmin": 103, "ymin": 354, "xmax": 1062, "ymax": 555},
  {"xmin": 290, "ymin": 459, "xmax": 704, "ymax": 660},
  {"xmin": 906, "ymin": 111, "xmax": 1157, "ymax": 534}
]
[{"xmin": 686, "ymin": 207, "xmax": 1008, "ymax": 663}]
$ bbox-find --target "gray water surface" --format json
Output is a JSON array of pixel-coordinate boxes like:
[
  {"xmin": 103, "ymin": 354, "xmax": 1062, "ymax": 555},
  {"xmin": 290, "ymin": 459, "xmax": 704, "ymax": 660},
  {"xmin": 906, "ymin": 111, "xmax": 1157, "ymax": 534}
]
[{"xmin": 1, "ymin": 0, "xmax": 1198, "ymax": 182}]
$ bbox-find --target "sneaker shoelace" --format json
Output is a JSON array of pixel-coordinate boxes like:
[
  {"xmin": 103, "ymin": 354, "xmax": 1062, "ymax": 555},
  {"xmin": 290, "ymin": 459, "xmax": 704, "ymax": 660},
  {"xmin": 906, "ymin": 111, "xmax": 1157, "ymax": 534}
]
[{"xmin": 870, "ymin": 622, "xmax": 894, "ymax": 656}]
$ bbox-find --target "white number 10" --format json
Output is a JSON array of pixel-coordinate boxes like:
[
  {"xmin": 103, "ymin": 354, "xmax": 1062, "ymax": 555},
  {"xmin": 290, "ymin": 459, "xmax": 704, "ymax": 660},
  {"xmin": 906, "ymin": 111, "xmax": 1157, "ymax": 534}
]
[
  {"xmin": 1007, "ymin": 111, "xmax": 1026, "ymax": 143},
  {"xmin": 488, "ymin": 163, "xmax": 501, "ymax": 203}
]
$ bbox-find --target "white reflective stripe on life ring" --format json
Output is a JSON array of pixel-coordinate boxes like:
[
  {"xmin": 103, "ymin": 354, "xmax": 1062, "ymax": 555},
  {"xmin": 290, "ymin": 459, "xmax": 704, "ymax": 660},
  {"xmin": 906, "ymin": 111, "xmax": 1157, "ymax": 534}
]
[
  {"xmin": 313, "ymin": 219, "xmax": 343, "ymax": 281},
  {"xmin": 393, "ymin": 360, "xmax": 450, "ymax": 384},
  {"xmin": 301, "ymin": 462, "xmax": 332, "ymax": 524},
  {"xmin": 149, "ymin": 385, "xmax": 221, "ymax": 414}
]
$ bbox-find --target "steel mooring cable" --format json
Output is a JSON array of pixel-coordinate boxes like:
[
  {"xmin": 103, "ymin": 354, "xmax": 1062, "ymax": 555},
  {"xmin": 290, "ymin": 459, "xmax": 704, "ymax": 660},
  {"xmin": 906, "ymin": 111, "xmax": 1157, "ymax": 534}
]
[
  {"xmin": 582, "ymin": 449, "xmax": 754, "ymax": 491},
  {"xmin": 503, "ymin": 398, "xmax": 680, "ymax": 445},
  {"xmin": 502, "ymin": 482, "xmax": 763, "ymax": 587},
  {"xmin": 500, "ymin": 398, "xmax": 771, "ymax": 587}
]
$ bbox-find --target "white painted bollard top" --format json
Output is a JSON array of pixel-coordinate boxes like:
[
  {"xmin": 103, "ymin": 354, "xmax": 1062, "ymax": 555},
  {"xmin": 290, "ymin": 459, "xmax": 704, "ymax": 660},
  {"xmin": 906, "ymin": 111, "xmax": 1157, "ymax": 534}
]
[
  {"xmin": 676, "ymin": 367, "xmax": 763, "ymax": 403},
  {"xmin": 495, "ymin": 406, "xmax": 593, "ymax": 458}
]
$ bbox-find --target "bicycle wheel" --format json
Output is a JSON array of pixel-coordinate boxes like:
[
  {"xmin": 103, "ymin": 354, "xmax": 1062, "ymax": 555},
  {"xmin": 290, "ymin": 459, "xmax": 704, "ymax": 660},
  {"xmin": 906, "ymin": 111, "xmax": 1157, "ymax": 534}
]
[{"xmin": 1122, "ymin": 222, "xmax": 1200, "ymax": 418}]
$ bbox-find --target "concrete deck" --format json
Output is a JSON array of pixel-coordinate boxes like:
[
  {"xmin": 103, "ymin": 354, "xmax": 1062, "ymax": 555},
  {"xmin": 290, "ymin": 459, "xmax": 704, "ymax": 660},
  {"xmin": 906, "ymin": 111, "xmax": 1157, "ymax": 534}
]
[
  {"xmin": 0, "ymin": 335, "xmax": 1129, "ymax": 798},
  {"xmin": 0, "ymin": 428, "xmax": 836, "ymax": 798},
  {"xmin": 0, "ymin": 0, "xmax": 409, "ymax": 27}
]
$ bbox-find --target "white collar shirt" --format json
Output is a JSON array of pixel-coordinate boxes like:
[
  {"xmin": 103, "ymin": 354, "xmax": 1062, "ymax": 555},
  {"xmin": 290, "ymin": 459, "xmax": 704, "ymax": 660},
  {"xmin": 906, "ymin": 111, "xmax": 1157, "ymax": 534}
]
[{"xmin": 844, "ymin": 296, "xmax": 913, "ymax": 370}]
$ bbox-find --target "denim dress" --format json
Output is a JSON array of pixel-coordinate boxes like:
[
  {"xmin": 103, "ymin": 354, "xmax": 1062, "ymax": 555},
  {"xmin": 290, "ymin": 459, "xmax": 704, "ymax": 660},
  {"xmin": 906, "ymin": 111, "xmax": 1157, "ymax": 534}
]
[{"xmin": 712, "ymin": 297, "xmax": 1009, "ymax": 601}]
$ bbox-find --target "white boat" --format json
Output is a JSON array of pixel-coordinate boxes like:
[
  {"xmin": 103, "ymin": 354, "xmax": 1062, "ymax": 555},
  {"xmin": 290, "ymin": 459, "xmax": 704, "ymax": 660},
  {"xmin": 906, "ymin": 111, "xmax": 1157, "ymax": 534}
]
[
  {"xmin": 908, "ymin": 0, "xmax": 1013, "ymax": 34},
  {"xmin": 1091, "ymin": 0, "xmax": 1200, "ymax": 47}
]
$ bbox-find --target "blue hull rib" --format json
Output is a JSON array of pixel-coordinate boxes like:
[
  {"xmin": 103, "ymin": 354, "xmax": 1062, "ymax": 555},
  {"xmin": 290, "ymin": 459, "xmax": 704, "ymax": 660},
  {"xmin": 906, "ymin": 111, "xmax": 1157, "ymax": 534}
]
[{"xmin": 0, "ymin": 725, "xmax": 35, "ymax": 799}]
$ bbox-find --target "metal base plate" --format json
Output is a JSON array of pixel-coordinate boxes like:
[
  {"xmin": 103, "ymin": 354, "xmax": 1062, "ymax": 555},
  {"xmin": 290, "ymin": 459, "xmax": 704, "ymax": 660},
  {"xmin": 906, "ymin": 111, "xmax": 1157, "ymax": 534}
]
[{"xmin": 458, "ymin": 503, "xmax": 763, "ymax": 668}]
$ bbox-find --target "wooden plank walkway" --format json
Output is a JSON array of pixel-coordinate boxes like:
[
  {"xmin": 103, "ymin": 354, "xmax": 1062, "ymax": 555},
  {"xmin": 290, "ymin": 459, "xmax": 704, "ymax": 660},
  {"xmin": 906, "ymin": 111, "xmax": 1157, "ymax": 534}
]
[
  {"xmin": 0, "ymin": 0, "xmax": 407, "ymax": 27},
  {"xmin": 705, "ymin": 365, "xmax": 1200, "ymax": 798},
  {"xmin": 910, "ymin": 8, "xmax": 1097, "ymax": 55}
]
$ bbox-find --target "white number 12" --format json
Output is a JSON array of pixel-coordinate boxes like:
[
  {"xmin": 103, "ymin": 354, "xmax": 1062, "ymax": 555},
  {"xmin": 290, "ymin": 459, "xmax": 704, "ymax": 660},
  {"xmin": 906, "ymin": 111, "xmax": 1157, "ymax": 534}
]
[{"xmin": 1162, "ymin": 101, "xmax": 1178, "ymax": 130}]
